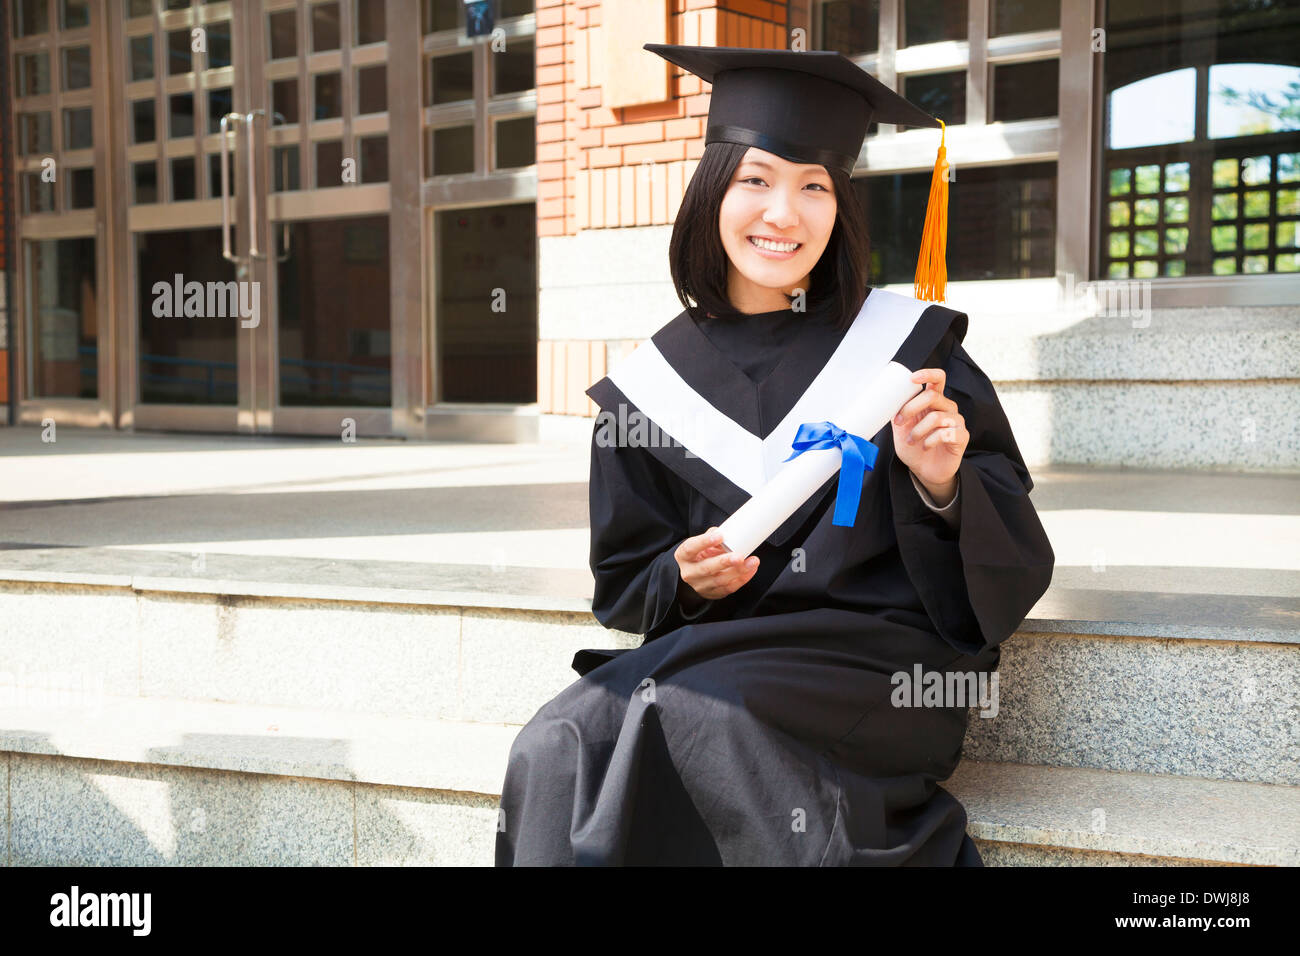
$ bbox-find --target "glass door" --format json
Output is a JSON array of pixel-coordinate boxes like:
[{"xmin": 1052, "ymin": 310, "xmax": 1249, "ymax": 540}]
[
  {"xmin": 115, "ymin": 0, "xmax": 246, "ymax": 430},
  {"xmin": 6, "ymin": 0, "xmax": 111, "ymax": 429},
  {"xmin": 114, "ymin": 0, "xmax": 396, "ymax": 435},
  {"xmin": 258, "ymin": 0, "xmax": 393, "ymax": 435}
]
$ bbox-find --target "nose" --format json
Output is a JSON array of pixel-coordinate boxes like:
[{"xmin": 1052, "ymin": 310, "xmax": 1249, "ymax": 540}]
[{"xmin": 761, "ymin": 186, "xmax": 799, "ymax": 231}]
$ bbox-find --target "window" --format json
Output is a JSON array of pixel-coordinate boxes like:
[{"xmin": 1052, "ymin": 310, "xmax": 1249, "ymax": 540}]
[
  {"xmin": 355, "ymin": 0, "xmax": 385, "ymax": 45},
  {"xmin": 493, "ymin": 38, "xmax": 534, "ymax": 96},
  {"xmin": 428, "ymin": 52, "xmax": 473, "ymax": 105},
  {"xmin": 495, "ymin": 116, "xmax": 535, "ymax": 169},
  {"xmin": 431, "ymin": 126, "xmax": 474, "ymax": 176},
  {"xmin": 819, "ymin": 0, "xmax": 879, "ymax": 57},
  {"xmin": 128, "ymin": 35, "xmax": 153, "ymax": 81},
  {"xmin": 1101, "ymin": 3, "xmax": 1300, "ymax": 277},
  {"xmin": 857, "ymin": 162, "xmax": 1056, "ymax": 283},
  {"xmin": 991, "ymin": 0, "xmax": 1058, "ymax": 36},
  {"xmin": 903, "ymin": 0, "xmax": 966, "ymax": 46},
  {"xmin": 19, "ymin": 111, "xmax": 53, "ymax": 155},
  {"xmin": 269, "ymin": 10, "xmax": 297, "ymax": 59},
  {"xmin": 17, "ymin": 51, "xmax": 51, "ymax": 95},
  {"xmin": 815, "ymin": 0, "xmax": 1061, "ymax": 279},
  {"xmin": 357, "ymin": 65, "xmax": 387, "ymax": 114},
  {"xmin": 272, "ymin": 79, "xmax": 300, "ymax": 124},
  {"xmin": 422, "ymin": 16, "xmax": 537, "ymax": 179},
  {"xmin": 61, "ymin": 45, "xmax": 91, "ymax": 89},
  {"xmin": 26, "ymin": 238, "xmax": 98, "ymax": 399},
  {"xmin": 64, "ymin": 107, "xmax": 93, "ymax": 150},
  {"xmin": 311, "ymin": 2, "xmax": 341, "ymax": 52}
]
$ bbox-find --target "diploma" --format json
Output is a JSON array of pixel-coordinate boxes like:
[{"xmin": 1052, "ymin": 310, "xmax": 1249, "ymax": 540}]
[{"xmin": 718, "ymin": 361, "xmax": 923, "ymax": 558}]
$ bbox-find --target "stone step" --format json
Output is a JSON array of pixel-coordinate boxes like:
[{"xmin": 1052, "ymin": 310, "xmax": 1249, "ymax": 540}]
[
  {"xmin": 1, "ymin": 552, "xmax": 1297, "ymax": 785},
  {"xmin": 2, "ymin": 693, "xmax": 1297, "ymax": 866}
]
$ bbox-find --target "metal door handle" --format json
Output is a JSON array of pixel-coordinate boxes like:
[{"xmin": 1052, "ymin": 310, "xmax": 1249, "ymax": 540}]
[
  {"xmin": 219, "ymin": 112, "xmax": 244, "ymax": 265},
  {"xmin": 245, "ymin": 110, "xmax": 265, "ymax": 259}
]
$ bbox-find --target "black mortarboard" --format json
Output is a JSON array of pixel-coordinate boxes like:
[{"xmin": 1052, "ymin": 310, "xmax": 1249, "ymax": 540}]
[
  {"xmin": 644, "ymin": 44, "xmax": 940, "ymax": 177},
  {"xmin": 644, "ymin": 43, "xmax": 952, "ymax": 303}
]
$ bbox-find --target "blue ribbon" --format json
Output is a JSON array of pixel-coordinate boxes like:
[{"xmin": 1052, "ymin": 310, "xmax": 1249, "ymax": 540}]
[{"xmin": 782, "ymin": 421, "xmax": 879, "ymax": 527}]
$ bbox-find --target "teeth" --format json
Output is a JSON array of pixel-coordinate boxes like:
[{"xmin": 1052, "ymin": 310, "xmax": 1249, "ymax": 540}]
[{"xmin": 750, "ymin": 236, "xmax": 800, "ymax": 253}]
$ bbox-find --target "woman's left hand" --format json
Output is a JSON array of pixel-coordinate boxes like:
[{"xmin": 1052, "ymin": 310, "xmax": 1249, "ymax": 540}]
[{"xmin": 892, "ymin": 368, "xmax": 968, "ymax": 491}]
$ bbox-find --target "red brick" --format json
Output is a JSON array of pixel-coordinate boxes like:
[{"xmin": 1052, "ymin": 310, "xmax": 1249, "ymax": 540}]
[
  {"xmin": 604, "ymin": 121, "xmax": 664, "ymax": 146},
  {"xmin": 536, "ymin": 103, "xmax": 565, "ymax": 124},
  {"xmin": 665, "ymin": 116, "xmax": 702, "ymax": 139},
  {"xmin": 535, "ymin": 25, "xmax": 565, "ymax": 46},
  {"xmin": 575, "ymin": 126, "xmax": 603, "ymax": 148},
  {"xmin": 537, "ymin": 84, "xmax": 565, "ymax": 104},
  {"xmin": 684, "ymin": 93, "xmax": 712, "ymax": 116},
  {"xmin": 624, "ymin": 139, "xmax": 687, "ymax": 163},
  {"xmin": 537, "ymin": 141, "xmax": 565, "ymax": 162},
  {"xmin": 536, "ymin": 44, "xmax": 565, "ymax": 67},
  {"xmin": 575, "ymin": 87, "xmax": 602, "ymax": 109},
  {"xmin": 537, "ymin": 160, "xmax": 567, "ymax": 181},
  {"xmin": 536, "ymin": 64, "xmax": 565, "ymax": 86},
  {"xmin": 588, "ymin": 146, "xmax": 623, "ymax": 167},
  {"xmin": 586, "ymin": 106, "xmax": 618, "ymax": 127},
  {"xmin": 539, "ymin": 217, "xmax": 566, "ymax": 237},
  {"xmin": 535, "ymin": 5, "xmax": 564, "ymax": 28},
  {"xmin": 537, "ymin": 121, "xmax": 566, "ymax": 143}
]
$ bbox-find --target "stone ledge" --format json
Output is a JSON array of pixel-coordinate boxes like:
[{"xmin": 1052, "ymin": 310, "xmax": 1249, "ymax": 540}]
[
  {"xmin": 1, "ymin": 549, "xmax": 1297, "ymax": 645},
  {"xmin": 0, "ymin": 695, "xmax": 515, "ymax": 796},
  {"xmin": 0, "ymin": 550, "xmax": 596, "ymax": 615},
  {"xmin": 3, "ymin": 695, "xmax": 1297, "ymax": 865},
  {"xmin": 951, "ymin": 759, "xmax": 1300, "ymax": 867}
]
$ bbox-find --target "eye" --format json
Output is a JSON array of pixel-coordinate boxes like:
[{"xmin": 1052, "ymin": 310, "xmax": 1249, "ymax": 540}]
[
  {"xmin": 804, "ymin": 182, "xmax": 830, "ymax": 192},
  {"xmin": 740, "ymin": 176, "xmax": 768, "ymax": 186}
]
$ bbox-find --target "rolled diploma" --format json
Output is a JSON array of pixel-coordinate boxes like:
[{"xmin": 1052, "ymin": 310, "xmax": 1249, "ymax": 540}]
[{"xmin": 718, "ymin": 361, "xmax": 923, "ymax": 558}]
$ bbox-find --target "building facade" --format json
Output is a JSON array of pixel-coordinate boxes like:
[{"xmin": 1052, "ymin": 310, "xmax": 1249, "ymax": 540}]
[{"xmin": 3, "ymin": 0, "xmax": 1298, "ymax": 464}]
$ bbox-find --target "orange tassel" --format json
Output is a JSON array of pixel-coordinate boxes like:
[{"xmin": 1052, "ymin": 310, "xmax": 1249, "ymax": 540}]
[{"xmin": 913, "ymin": 119, "xmax": 949, "ymax": 303}]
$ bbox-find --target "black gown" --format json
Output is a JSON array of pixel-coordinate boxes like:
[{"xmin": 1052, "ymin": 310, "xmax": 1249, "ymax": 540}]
[{"xmin": 495, "ymin": 287, "xmax": 1055, "ymax": 866}]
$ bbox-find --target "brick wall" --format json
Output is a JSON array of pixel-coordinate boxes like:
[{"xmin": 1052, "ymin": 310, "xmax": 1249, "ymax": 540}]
[
  {"xmin": 0, "ymin": 88, "xmax": 7, "ymax": 407},
  {"xmin": 536, "ymin": 0, "xmax": 791, "ymax": 415}
]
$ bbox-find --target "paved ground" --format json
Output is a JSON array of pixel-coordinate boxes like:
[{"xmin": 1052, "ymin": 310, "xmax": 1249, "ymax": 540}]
[{"xmin": 1, "ymin": 425, "xmax": 1297, "ymax": 629}]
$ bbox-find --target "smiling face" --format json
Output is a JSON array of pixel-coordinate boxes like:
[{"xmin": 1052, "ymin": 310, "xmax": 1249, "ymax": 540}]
[{"xmin": 717, "ymin": 146, "xmax": 838, "ymax": 312}]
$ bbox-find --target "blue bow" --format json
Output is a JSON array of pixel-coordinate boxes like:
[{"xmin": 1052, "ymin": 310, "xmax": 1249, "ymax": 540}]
[{"xmin": 782, "ymin": 421, "xmax": 879, "ymax": 527}]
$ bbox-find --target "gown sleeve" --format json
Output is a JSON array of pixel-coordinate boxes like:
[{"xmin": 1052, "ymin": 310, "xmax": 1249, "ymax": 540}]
[
  {"xmin": 890, "ymin": 338, "xmax": 1055, "ymax": 656},
  {"xmin": 588, "ymin": 423, "xmax": 716, "ymax": 638}
]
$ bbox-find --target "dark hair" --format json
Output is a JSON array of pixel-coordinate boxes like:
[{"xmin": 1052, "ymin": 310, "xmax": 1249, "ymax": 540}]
[{"xmin": 668, "ymin": 140, "xmax": 871, "ymax": 331}]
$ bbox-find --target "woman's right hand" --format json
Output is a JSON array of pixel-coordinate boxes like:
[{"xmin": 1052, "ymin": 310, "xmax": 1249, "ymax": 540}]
[{"xmin": 674, "ymin": 526, "xmax": 760, "ymax": 600}]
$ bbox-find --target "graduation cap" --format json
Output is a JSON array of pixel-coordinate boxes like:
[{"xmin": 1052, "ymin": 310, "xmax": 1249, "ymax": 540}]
[{"xmin": 645, "ymin": 44, "xmax": 950, "ymax": 302}]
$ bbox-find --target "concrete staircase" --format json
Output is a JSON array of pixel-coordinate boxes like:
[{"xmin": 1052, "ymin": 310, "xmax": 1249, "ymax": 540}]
[
  {"xmin": 1, "ymin": 428, "xmax": 1296, "ymax": 865},
  {"xmin": 1, "ymin": 539, "xmax": 1297, "ymax": 866}
]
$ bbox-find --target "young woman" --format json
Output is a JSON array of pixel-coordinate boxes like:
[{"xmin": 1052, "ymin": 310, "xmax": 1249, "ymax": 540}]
[{"xmin": 495, "ymin": 46, "xmax": 1054, "ymax": 866}]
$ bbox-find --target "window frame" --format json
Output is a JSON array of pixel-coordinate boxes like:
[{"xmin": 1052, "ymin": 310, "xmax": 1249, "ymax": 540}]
[{"xmin": 808, "ymin": 0, "xmax": 1300, "ymax": 306}]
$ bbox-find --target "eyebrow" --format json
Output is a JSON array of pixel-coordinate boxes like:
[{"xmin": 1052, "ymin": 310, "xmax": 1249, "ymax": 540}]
[{"xmin": 738, "ymin": 160, "xmax": 830, "ymax": 179}]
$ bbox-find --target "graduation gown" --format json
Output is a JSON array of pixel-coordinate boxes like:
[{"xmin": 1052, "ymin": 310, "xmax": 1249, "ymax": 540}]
[{"xmin": 495, "ymin": 287, "xmax": 1054, "ymax": 866}]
